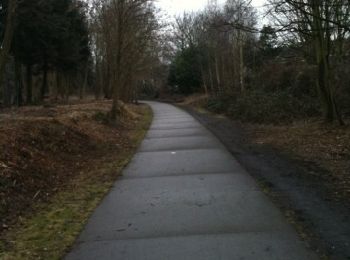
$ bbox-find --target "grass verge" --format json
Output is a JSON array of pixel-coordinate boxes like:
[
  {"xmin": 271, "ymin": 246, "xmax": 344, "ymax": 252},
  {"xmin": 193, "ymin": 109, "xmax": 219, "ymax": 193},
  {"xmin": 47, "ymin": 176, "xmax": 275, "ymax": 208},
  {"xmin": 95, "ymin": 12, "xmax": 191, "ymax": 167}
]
[{"xmin": 0, "ymin": 105, "xmax": 152, "ymax": 260}]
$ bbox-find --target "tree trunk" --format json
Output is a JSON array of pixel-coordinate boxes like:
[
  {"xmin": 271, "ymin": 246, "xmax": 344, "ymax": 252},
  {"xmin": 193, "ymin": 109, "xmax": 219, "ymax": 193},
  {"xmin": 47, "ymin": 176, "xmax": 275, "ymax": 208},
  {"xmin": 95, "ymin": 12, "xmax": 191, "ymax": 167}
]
[
  {"xmin": 312, "ymin": 0, "xmax": 344, "ymax": 125},
  {"xmin": 103, "ymin": 62, "xmax": 111, "ymax": 99},
  {"xmin": 110, "ymin": 67, "xmax": 120, "ymax": 122},
  {"xmin": 51, "ymin": 71, "xmax": 58, "ymax": 101},
  {"xmin": 56, "ymin": 71, "xmax": 64, "ymax": 100},
  {"xmin": 209, "ymin": 66, "xmax": 215, "ymax": 94},
  {"xmin": 15, "ymin": 59, "xmax": 22, "ymax": 106},
  {"xmin": 316, "ymin": 51, "xmax": 343, "ymax": 125},
  {"xmin": 80, "ymin": 65, "xmax": 88, "ymax": 100},
  {"xmin": 133, "ymin": 83, "xmax": 139, "ymax": 104},
  {"xmin": 64, "ymin": 75, "xmax": 70, "ymax": 102},
  {"xmin": 3, "ymin": 61, "xmax": 12, "ymax": 107},
  {"xmin": 84, "ymin": 64, "xmax": 89, "ymax": 97},
  {"xmin": 26, "ymin": 64, "xmax": 33, "ymax": 104},
  {"xmin": 200, "ymin": 66, "xmax": 208, "ymax": 95},
  {"xmin": 0, "ymin": 0, "xmax": 17, "ymax": 99},
  {"xmin": 94, "ymin": 60, "xmax": 102, "ymax": 100},
  {"xmin": 110, "ymin": 0, "xmax": 125, "ymax": 122},
  {"xmin": 41, "ymin": 60, "xmax": 48, "ymax": 102},
  {"xmin": 239, "ymin": 39, "xmax": 245, "ymax": 93},
  {"xmin": 215, "ymin": 54, "xmax": 221, "ymax": 92}
]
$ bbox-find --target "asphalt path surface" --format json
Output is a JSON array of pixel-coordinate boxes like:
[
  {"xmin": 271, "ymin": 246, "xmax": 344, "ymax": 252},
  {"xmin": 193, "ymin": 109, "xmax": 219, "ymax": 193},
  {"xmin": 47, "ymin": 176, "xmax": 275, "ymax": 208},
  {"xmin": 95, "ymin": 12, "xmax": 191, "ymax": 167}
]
[{"xmin": 66, "ymin": 101, "xmax": 318, "ymax": 260}]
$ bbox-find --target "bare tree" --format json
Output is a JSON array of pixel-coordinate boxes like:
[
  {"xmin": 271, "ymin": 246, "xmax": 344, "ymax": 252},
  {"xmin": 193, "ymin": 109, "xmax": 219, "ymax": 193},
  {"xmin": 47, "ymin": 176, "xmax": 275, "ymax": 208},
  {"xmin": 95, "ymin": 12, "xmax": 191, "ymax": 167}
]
[
  {"xmin": 91, "ymin": 0, "xmax": 161, "ymax": 121},
  {"xmin": 268, "ymin": 0, "xmax": 350, "ymax": 124}
]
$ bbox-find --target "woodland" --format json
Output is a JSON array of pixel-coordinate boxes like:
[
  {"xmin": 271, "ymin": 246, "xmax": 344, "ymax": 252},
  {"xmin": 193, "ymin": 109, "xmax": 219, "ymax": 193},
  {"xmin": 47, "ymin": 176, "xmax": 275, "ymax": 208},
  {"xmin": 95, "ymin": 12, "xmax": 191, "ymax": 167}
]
[
  {"xmin": 0, "ymin": 0, "xmax": 349, "ymax": 124},
  {"xmin": 0, "ymin": 1, "xmax": 350, "ymax": 258},
  {"xmin": 168, "ymin": 0, "xmax": 350, "ymax": 125}
]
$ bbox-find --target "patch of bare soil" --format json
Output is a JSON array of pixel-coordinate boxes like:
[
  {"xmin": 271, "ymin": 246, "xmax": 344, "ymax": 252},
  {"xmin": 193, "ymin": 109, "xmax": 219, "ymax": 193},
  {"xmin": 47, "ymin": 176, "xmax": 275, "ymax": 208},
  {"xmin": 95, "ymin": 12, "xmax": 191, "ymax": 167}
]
[
  {"xmin": 181, "ymin": 105, "xmax": 350, "ymax": 260},
  {"xmin": 0, "ymin": 100, "xmax": 145, "ymax": 235}
]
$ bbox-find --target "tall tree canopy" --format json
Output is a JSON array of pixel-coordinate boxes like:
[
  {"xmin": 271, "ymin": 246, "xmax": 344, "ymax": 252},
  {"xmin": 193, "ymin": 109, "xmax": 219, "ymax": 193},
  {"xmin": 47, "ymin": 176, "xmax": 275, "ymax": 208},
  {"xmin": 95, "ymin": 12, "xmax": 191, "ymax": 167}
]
[{"xmin": 0, "ymin": 0, "xmax": 90, "ymax": 105}]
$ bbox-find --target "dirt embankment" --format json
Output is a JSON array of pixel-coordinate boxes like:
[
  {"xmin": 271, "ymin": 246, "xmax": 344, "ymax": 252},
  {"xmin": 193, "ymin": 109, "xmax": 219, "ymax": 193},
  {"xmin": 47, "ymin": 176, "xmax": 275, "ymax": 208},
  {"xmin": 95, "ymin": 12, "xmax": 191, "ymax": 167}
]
[
  {"xmin": 180, "ymin": 100, "xmax": 350, "ymax": 260},
  {"xmin": 0, "ymin": 101, "xmax": 147, "ymax": 234}
]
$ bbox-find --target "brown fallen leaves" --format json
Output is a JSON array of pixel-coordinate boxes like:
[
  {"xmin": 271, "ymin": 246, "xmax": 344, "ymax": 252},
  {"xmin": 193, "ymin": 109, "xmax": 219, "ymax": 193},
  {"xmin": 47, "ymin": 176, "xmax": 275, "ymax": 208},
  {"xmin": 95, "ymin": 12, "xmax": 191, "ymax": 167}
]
[
  {"xmin": 245, "ymin": 119, "xmax": 350, "ymax": 205},
  {"xmin": 0, "ymin": 100, "xmax": 143, "ymax": 234}
]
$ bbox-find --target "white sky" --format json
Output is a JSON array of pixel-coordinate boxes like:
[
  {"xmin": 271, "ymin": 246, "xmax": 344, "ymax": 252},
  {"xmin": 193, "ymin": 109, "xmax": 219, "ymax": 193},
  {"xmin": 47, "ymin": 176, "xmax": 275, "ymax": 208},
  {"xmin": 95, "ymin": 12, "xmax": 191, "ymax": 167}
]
[{"xmin": 156, "ymin": 0, "xmax": 267, "ymax": 16}]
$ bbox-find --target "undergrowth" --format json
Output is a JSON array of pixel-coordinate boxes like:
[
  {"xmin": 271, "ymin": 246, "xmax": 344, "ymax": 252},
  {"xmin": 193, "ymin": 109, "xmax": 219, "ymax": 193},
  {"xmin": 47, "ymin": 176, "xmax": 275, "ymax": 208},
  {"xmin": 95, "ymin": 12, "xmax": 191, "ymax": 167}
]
[
  {"xmin": 0, "ymin": 104, "xmax": 152, "ymax": 260},
  {"xmin": 206, "ymin": 90, "xmax": 320, "ymax": 124}
]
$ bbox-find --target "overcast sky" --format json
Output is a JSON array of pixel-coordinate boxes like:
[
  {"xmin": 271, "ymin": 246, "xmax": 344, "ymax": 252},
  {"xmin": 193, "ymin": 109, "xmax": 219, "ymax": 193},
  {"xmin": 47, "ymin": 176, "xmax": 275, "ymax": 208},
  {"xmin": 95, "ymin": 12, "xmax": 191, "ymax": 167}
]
[{"xmin": 156, "ymin": 0, "xmax": 267, "ymax": 17}]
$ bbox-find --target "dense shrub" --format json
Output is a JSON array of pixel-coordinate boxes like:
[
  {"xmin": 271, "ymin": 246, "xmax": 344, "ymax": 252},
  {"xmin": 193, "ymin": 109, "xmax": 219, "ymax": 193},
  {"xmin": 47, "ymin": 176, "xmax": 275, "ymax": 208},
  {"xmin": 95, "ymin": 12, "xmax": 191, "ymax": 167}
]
[
  {"xmin": 204, "ymin": 61, "xmax": 322, "ymax": 124},
  {"xmin": 207, "ymin": 95, "xmax": 231, "ymax": 113},
  {"xmin": 206, "ymin": 90, "xmax": 320, "ymax": 124},
  {"xmin": 255, "ymin": 62, "xmax": 318, "ymax": 97},
  {"xmin": 334, "ymin": 59, "xmax": 350, "ymax": 116}
]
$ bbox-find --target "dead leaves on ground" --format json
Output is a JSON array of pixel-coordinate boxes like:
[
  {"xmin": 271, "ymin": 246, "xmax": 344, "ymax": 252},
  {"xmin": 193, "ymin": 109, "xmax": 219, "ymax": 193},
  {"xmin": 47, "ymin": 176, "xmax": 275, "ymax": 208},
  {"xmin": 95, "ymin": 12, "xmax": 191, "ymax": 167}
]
[
  {"xmin": 246, "ymin": 120, "xmax": 350, "ymax": 204},
  {"xmin": 0, "ymin": 100, "xmax": 144, "ymax": 234}
]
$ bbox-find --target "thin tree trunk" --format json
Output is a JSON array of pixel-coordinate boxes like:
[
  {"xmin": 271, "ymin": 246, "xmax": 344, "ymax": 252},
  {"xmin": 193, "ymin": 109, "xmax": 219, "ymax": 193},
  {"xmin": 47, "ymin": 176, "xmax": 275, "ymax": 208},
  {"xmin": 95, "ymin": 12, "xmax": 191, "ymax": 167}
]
[
  {"xmin": 41, "ymin": 60, "xmax": 48, "ymax": 102},
  {"xmin": 239, "ymin": 39, "xmax": 245, "ymax": 93},
  {"xmin": 134, "ymin": 82, "xmax": 139, "ymax": 104},
  {"xmin": 15, "ymin": 59, "xmax": 22, "ymax": 106},
  {"xmin": 0, "ymin": 0, "xmax": 17, "ymax": 97},
  {"xmin": 215, "ymin": 54, "xmax": 221, "ymax": 92},
  {"xmin": 26, "ymin": 64, "xmax": 33, "ymax": 104},
  {"xmin": 64, "ymin": 75, "xmax": 70, "ymax": 102},
  {"xmin": 51, "ymin": 71, "xmax": 58, "ymax": 101},
  {"xmin": 104, "ymin": 62, "xmax": 111, "ymax": 99},
  {"xmin": 3, "ymin": 61, "xmax": 12, "ymax": 107},
  {"xmin": 83, "ymin": 64, "xmax": 89, "ymax": 98},
  {"xmin": 110, "ymin": 0, "xmax": 125, "ymax": 122},
  {"xmin": 56, "ymin": 71, "xmax": 64, "ymax": 100},
  {"xmin": 200, "ymin": 65, "xmax": 208, "ymax": 95},
  {"xmin": 80, "ymin": 65, "xmax": 88, "ymax": 100},
  {"xmin": 312, "ymin": 0, "xmax": 344, "ymax": 125},
  {"xmin": 209, "ymin": 66, "xmax": 215, "ymax": 94},
  {"xmin": 95, "ymin": 60, "xmax": 102, "ymax": 100}
]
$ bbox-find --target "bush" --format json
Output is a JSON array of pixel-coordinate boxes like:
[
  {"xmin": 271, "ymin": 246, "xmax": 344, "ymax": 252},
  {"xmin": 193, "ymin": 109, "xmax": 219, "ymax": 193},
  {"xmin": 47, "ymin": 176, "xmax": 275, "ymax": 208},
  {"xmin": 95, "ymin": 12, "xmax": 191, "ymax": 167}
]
[
  {"xmin": 93, "ymin": 111, "xmax": 109, "ymax": 124},
  {"xmin": 334, "ymin": 60, "xmax": 350, "ymax": 116},
  {"xmin": 206, "ymin": 90, "xmax": 320, "ymax": 124},
  {"xmin": 207, "ymin": 95, "xmax": 231, "ymax": 113}
]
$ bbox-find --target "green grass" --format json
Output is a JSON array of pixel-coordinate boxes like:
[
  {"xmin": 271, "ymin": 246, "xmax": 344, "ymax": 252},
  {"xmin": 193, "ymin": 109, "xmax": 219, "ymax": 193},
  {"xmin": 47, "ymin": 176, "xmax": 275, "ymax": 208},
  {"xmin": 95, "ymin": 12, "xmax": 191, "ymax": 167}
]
[{"xmin": 0, "ymin": 105, "xmax": 153, "ymax": 260}]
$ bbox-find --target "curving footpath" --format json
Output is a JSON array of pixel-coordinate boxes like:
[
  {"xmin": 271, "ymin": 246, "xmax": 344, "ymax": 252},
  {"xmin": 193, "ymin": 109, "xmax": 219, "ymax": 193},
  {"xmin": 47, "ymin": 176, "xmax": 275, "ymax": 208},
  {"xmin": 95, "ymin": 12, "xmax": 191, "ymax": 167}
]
[{"xmin": 66, "ymin": 101, "xmax": 318, "ymax": 260}]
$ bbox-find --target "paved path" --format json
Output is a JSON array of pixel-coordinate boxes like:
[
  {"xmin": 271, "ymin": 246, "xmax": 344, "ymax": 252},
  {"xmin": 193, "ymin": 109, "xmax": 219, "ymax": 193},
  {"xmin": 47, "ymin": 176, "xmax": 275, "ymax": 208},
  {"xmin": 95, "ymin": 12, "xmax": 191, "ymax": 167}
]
[{"xmin": 66, "ymin": 102, "xmax": 318, "ymax": 260}]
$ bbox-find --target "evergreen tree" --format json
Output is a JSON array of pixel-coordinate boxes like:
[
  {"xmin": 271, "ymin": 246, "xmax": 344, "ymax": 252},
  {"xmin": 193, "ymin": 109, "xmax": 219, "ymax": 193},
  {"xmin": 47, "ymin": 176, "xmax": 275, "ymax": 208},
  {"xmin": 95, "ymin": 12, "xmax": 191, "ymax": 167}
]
[
  {"xmin": 168, "ymin": 46, "xmax": 203, "ymax": 94},
  {"xmin": 11, "ymin": 0, "xmax": 90, "ymax": 103}
]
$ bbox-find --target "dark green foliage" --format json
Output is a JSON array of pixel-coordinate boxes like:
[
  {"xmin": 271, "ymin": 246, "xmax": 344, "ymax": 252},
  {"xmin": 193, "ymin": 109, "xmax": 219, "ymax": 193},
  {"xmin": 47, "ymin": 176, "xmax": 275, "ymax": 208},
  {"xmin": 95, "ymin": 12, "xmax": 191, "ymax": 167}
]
[
  {"xmin": 168, "ymin": 46, "xmax": 202, "ymax": 94},
  {"xmin": 13, "ymin": 0, "xmax": 90, "ymax": 73},
  {"xmin": 13, "ymin": 0, "xmax": 46, "ymax": 67},
  {"xmin": 55, "ymin": 0, "xmax": 90, "ymax": 73},
  {"xmin": 0, "ymin": 0, "xmax": 91, "ymax": 104},
  {"xmin": 0, "ymin": 0, "xmax": 7, "ymax": 41},
  {"xmin": 258, "ymin": 25, "xmax": 280, "ymax": 59}
]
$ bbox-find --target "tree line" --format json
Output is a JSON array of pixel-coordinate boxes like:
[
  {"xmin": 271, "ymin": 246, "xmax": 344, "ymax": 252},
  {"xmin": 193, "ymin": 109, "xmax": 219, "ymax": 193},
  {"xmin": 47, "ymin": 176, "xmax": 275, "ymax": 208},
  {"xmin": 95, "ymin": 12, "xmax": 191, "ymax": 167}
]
[
  {"xmin": 89, "ymin": 0, "xmax": 162, "ymax": 120},
  {"xmin": 168, "ymin": 0, "xmax": 350, "ymax": 124},
  {"xmin": 0, "ymin": 0, "xmax": 90, "ymax": 106},
  {"xmin": 0, "ymin": 0, "xmax": 162, "ymax": 121},
  {"xmin": 1, "ymin": 0, "xmax": 350, "ymax": 124}
]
